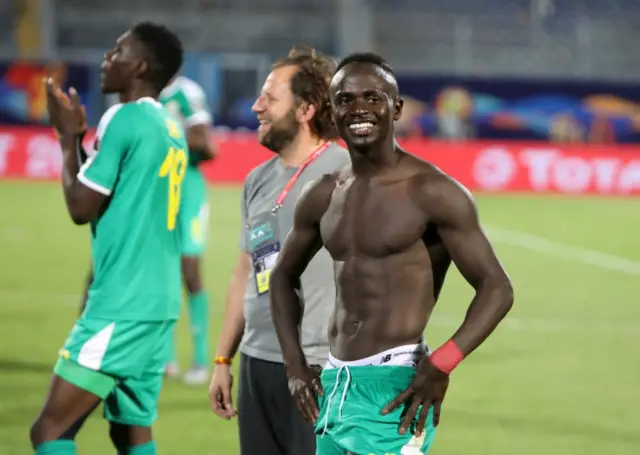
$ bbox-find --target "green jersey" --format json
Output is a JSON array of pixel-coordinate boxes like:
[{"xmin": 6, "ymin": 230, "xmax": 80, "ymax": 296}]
[
  {"xmin": 159, "ymin": 76, "xmax": 212, "ymax": 167},
  {"xmin": 78, "ymin": 97, "xmax": 189, "ymax": 321}
]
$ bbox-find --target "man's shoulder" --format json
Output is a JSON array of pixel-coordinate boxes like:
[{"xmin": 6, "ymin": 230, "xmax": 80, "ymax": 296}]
[
  {"xmin": 294, "ymin": 172, "xmax": 338, "ymax": 223},
  {"xmin": 243, "ymin": 155, "xmax": 280, "ymax": 189},
  {"xmin": 325, "ymin": 142, "xmax": 349, "ymax": 157},
  {"xmin": 92, "ymin": 103, "xmax": 142, "ymax": 155},
  {"xmin": 243, "ymin": 143, "xmax": 349, "ymax": 191},
  {"xmin": 403, "ymin": 150, "xmax": 463, "ymax": 188},
  {"xmin": 99, "ymin": 101, "xmax": 153, "ymax": 128},
  {"xmin": 403, "ymin": 150, "xmax": 476, "ymax": 217},
  {"xmin": 316, "ymin": 143, "xmax": 350, "ymax": 171},
  {"xmin": 304, "ymin": 143, "xmax": 350, "ymax": 190},
  {"xmin": 96, "ymin": 103, "xmax": 129, "ymax": 136}
]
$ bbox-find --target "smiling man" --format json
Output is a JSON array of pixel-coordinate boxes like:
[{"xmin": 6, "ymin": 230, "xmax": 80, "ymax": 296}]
[
  {"xmin": 269, "ymin": 52, "xmax": 515, "ymax": 455},
  {"xmin": 208, "ymin": 46, "xmax": 349, "ymax": 455}
]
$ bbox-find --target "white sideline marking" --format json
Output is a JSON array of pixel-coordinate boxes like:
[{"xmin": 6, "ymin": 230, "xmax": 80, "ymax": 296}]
[
  {"xmin": 429, "ymin": 315, "xmax": 638, "ymax": 336},
  {"xmin": 486, "ymin": 226, "xmax": 640, "ymax": 277}
]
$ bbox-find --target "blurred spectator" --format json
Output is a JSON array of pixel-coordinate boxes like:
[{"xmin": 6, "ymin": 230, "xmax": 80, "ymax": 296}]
[
  {"xmin": 589, "ymin": 115, "xmax": 616, "ymax": 143},
  {"xmin": 434, "ymin": 87, "xmax": 475, "ymax": 141},
  {"xmin": 533, "ymin": 0, "xmax": 555, "ymax": 21},
  {"xmin": 550, "ymin": 112, "xmax": 584, "ymax": 143},
  {"xmin": 395, "ymin": 95, "xmax": 427, "ymax": 138}
]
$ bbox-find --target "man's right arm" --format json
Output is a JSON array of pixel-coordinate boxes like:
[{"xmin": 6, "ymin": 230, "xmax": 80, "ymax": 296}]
[
  {"xmin": 214, "ymin": 180, "xmax": 253, "ymax": 363},
  {"xmin": 214, "ymin": 252, "xmax": 250, "ymax": 361},
  {"xmin": 269, "ymin": 177, "xmax": 333, "ymax": 373}
]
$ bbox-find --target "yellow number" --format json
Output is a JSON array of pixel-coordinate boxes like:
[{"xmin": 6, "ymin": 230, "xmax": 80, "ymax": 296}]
[
  {"xmin": 158, "ymin": 147, "xmax": 187, "ymax": 231},
  {"xmin": 165, "ymin": 118, "xmax": 182, "ymax": 139}
]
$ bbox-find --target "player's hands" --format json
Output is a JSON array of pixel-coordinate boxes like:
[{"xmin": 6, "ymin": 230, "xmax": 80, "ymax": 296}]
[
  {"xmin": 44, "ymin": 77, "xmax": 87, "ymax": 138},
  {"xmin": 208, "ymin": 364, "xmax": 237, "ymax": 420},
  {"xmin": 382, "ymin": 356, "xmax": 450, "ymax": 437},
  {"xmin": 287, "ymin": 364, "xmax": 323, "ymax": 424}
]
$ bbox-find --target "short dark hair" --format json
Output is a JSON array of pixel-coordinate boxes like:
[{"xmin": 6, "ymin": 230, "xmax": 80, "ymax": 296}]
[
  {"xmin": 336, "ymin": 52, "xmax": 396, "ymax": 78},
  {"xmin": 131, "ymin": 22, "xmax": 183, "ymax": 93},
  {"xmin": 272, "ymin": 46, "xmax": 339, "ymax": 141}
]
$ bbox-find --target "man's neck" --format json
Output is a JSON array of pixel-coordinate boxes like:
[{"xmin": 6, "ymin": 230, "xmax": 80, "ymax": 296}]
[
  {"xmin": 120, "ymin": 85, "xmax": 158, "ymax": 104},
  {"xmin": 278, "ymin": 133, "xmax": 327, "ymax": 167},
  {"xmin": 349, "ymin": 136, "xmax": 400, "ymax": 177}
]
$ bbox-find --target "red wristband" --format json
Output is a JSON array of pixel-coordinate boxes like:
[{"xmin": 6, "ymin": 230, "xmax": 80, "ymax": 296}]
[{"xmin": 429, "ymin": 340, "xmax": 464, "ymax": 374}]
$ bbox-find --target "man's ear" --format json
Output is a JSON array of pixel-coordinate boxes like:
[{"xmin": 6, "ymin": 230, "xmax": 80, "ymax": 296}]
[
  {"xmin": 132, "ymin": 60, "xmax": 148, "ymax": 80},
  {"xmin": 393, "ymin": 97, "xmax": 404, "ymax": 121},
  {"xmin": 297, "ymin": 102, "xmax": 317, "ymax": 125}
]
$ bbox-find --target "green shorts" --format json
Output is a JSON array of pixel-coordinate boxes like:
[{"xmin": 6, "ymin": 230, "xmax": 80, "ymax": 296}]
[
  {"xmin": 315, "ymin": 366, "xmax": 437, "ymax": 455},
  {"xmin": 179, "ymin": 168, "xmax": 209, "ymax": 257},
  {"xmin": 54, "ymin": 317, "xmax": 175, "ymax": 427}
]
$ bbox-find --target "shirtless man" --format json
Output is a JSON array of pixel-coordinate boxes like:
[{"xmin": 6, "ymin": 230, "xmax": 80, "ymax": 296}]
[{"xmin": 269, "ymin": 52, "xmax": 514, "ymax": 455}]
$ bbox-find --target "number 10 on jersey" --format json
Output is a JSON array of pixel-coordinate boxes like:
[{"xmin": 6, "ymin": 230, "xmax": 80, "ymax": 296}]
[{"xmin": 159, "ymin": 147, "xmax": 187, "ymax": 231}]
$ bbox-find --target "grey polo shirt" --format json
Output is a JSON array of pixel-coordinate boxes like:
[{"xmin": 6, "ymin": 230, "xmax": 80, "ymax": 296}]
[{"xmin": 238, "ymin": 143, "xmax": 350, "ymax": 365}]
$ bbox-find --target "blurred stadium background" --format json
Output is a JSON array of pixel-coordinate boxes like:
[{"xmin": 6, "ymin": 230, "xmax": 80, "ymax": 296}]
[{"xmin": 1, "ymin": 1, "xmax": 639, "ymax": 454}]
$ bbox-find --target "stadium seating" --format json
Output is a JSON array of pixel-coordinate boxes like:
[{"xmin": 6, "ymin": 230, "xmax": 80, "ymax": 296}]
[{"xmin": 50, "ymin": 0, "xmax": 639, "ymax": 80}]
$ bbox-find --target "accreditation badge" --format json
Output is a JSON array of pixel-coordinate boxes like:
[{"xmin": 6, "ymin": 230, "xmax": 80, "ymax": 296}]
[{"xmin": 247, "ymin": 216, "xmax": 282, "ymax": 295}]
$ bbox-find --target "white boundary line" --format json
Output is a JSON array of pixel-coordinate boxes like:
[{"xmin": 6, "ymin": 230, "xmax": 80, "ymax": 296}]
[
  {"xmin": 429, "ymin": 315, "xmax": 638, "ymax": 335},
  {"xmin": 486, "ymin": 226, "xmax": 640, "ymax": 276}
]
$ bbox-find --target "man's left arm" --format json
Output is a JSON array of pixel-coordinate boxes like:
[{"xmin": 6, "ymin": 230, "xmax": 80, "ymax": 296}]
[
  {"xmin": 426, "ymin": 176, "xmax": 514, "ymax": 366},
  {"xmin": 383, "ymin": 174, "xmax": 514, "ymax": 433}
]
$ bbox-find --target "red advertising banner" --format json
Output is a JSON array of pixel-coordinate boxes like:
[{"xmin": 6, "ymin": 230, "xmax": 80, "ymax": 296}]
[{"xmin": 1, "ymin": 127, "xmax": 640, "ymax": 195}]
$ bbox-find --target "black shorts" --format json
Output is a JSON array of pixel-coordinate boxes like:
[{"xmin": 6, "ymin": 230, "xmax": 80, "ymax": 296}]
[{"xmin": 238, "ymin": 353, "xmax": 317, "ymax": 455}]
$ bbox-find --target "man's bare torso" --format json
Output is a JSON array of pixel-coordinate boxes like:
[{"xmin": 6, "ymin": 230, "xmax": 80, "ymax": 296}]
[{"xmin": 315, "ymin": 152, "xmax": 453, "ymax": 361}]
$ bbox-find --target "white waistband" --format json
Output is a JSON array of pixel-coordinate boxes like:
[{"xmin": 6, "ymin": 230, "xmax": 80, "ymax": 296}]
[{"xmin": 324, "ymin": 343, "xmax": 429, "ymax": 369}]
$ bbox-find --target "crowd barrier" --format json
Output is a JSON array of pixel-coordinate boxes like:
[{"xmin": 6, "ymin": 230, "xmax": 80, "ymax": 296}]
[{"xmin": 1, "ymin": 127, "xmax": 639, "ymax": 195}]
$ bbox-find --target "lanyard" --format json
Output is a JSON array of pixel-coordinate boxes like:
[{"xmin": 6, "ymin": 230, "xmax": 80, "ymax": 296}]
[{"xmin": 272, "ymin": 142, "xmax": 330, "ymax": 213}]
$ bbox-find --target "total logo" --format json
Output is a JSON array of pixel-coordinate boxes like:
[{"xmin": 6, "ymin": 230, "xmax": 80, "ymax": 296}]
[{"xmin": 473, "ymin": 146, "xmax": 640, "ymax": 194}]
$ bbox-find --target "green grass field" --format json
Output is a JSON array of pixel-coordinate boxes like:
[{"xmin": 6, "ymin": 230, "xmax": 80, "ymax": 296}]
[{"xmin": 1, "ymin": 180, "xmax": 639, "ymax": 455}]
